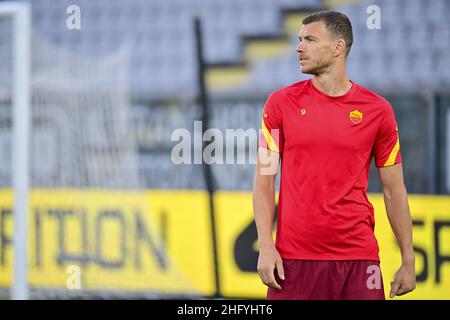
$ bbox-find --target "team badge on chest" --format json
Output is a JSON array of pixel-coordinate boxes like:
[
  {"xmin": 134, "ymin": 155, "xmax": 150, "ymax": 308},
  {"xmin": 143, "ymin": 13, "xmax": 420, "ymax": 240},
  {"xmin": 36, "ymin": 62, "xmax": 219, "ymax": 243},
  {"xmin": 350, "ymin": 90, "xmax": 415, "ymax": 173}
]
[{"xmin": 349, "ymin": 109, "xmax": 363, "ymax": 124}]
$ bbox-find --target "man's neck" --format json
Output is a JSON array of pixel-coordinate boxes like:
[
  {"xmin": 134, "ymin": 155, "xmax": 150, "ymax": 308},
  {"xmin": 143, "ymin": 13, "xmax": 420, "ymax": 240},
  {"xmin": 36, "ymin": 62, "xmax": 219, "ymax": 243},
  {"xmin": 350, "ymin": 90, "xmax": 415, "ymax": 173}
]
[{"xmin": 312, "ymin": 72, "xmax": 352, "ymax": 97}]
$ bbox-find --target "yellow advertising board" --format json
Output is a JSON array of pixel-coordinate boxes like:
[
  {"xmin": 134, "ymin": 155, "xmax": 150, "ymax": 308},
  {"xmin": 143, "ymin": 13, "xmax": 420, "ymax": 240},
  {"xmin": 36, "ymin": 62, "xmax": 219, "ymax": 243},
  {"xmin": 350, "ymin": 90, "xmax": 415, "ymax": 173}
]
[
  {"xmin": 0, "ymin": 189, "xmax": 215, "ymax": 296},
  {"xmin": 0, "ymin": 189, "xmax": 449, "ymax": 299},
  {"xmin": 214, "ymin": 192, "xmax": 450, "ymax": 299},
  {"xmin": 374, "ymin": 194, "xmax": 450, "ymax": 299}
]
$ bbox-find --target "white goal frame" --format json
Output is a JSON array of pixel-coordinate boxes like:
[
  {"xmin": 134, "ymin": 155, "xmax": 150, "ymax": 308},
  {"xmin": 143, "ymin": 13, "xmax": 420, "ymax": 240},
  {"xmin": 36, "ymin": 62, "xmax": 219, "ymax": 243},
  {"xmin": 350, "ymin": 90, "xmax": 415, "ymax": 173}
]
[{"xmin": 0, "ymin": 1, "xmax": 31, "ymax": 300}]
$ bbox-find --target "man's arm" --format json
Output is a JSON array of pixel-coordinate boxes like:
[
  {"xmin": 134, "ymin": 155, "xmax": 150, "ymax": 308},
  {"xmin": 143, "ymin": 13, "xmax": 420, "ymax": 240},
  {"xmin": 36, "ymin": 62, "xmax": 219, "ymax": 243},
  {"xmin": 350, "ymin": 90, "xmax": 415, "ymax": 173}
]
[
  {"xmin": 253, "ymin": 147, "xmax": 284, "ymax": 290},
  {"xmin": 379, "ymin": 163, "xmax": 416, "ymax": 298}
]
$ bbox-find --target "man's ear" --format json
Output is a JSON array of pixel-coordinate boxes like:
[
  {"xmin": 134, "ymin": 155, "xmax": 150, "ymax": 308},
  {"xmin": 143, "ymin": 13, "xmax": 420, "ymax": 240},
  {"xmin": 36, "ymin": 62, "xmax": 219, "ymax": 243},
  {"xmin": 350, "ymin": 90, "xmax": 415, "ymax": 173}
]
[{"xmin": 335, "ymin": 39, "xmax": 346, "ymax": 57}]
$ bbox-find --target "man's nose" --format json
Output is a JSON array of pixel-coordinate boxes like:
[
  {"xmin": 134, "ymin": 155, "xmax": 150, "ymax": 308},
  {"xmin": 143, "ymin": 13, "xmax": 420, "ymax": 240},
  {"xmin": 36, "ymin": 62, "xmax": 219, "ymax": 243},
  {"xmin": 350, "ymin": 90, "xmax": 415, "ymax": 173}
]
[{"xmin": 296, "ymin": 42, "xmax": 304, "ymax": 53}]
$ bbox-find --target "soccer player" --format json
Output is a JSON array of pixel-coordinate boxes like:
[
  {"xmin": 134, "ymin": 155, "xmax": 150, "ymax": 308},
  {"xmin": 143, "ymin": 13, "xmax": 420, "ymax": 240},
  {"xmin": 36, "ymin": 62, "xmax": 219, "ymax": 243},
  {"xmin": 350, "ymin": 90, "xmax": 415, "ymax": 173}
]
[{"xmin": 253, "ymin": 11, "xmax": 416, "ymax": 300}]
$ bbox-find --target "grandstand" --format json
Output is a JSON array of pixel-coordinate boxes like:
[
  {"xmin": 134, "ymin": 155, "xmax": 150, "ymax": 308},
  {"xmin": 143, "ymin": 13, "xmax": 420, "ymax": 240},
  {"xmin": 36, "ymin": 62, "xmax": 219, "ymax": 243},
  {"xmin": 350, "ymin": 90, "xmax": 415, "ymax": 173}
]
[
  {"xmin": 5, "ymin": 0, "xmax": 445, "ymax": 192},
  {"xmin": 26, "ymin": 0, "xmax": 450, "ymax": 99}
]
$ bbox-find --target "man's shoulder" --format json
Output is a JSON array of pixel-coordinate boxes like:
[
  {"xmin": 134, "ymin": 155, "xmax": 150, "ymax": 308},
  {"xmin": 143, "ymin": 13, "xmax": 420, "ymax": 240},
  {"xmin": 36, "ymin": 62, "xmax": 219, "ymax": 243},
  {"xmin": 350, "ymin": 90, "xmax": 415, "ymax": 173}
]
[
  {"xmin": 268, "ymin": 79, "xmax": 310, "ymax": 101},
  {"xmin": 353, "ymin": 82, "xmax": 391, "ymax": 109}
]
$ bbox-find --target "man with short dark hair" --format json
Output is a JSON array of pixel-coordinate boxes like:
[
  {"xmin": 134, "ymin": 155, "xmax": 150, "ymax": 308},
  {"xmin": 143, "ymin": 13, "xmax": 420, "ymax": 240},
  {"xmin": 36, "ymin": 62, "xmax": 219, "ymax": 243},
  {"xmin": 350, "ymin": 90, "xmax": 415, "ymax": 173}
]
[{"xmin": 253, "ymin": 10, "xmax": 416, "ymax": 300}]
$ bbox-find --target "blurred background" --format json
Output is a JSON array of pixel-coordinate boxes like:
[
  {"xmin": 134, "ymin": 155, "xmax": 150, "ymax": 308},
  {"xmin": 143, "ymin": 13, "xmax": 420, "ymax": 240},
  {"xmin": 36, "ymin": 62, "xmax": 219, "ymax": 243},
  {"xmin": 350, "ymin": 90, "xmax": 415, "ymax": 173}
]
[{"xmin": 0, "ymin": 0, "xmax": 449, "ymax": 299}]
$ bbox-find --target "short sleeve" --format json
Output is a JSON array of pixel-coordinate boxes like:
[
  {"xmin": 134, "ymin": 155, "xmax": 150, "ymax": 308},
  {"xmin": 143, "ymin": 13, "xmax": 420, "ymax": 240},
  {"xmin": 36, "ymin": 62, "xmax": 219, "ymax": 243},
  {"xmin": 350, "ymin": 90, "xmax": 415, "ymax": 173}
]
[
  {"xmin": 373, "ymin": 103, "xmax": 402, "ymax": 168},
  {"xmin": 258, "ymin": 93, "xmax": 284, "ymax": 153}
]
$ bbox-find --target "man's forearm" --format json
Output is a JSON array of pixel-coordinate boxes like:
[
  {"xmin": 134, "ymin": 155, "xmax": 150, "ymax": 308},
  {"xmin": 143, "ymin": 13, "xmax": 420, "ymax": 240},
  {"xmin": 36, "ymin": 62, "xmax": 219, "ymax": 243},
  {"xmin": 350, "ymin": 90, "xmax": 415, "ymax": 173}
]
[
  {"xmin": 253, "ymin": 179, "xmax": 276, "ymax": 249},
  {"xmin": 383, "ymin": 184, "xmax": 414, "ymax": 263}
]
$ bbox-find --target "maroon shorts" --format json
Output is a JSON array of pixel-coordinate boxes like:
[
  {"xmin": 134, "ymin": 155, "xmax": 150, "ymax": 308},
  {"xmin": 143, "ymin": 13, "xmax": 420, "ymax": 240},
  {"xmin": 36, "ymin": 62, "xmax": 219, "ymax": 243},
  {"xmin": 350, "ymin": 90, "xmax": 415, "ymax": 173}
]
[{"xmin": 267, "ymin": 260, "xmax": 385, "ymax": 300}]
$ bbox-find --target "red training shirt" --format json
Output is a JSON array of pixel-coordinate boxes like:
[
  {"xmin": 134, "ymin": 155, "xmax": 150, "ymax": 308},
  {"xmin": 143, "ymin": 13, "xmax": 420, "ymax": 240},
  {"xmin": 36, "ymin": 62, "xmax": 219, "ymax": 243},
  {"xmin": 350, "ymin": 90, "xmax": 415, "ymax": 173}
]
[{"xmin": 259, "ymin": 79, "xmax": 402, "ymax": 261}]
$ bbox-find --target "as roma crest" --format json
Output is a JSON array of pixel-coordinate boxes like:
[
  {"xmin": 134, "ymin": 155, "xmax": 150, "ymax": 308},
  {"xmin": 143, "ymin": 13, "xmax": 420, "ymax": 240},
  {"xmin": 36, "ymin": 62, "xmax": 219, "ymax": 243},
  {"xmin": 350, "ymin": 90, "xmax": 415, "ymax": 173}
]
[{"xmin": 349, "ymin": 109, "xmax": 363, "ymax": 124}]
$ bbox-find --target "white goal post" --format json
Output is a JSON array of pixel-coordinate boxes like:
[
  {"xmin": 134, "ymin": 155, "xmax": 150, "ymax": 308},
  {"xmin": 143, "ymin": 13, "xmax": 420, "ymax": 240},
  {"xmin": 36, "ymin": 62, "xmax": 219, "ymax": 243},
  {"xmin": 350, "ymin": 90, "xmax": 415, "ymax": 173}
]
[{"xmin": 0, "ymin": 1, "xmax": 31, "ymax": 300}]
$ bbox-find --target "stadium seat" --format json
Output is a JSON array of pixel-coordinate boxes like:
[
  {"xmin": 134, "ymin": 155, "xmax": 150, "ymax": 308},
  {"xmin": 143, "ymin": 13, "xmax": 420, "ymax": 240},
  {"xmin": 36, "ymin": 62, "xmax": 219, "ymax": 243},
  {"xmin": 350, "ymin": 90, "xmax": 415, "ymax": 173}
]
[{"xmin": 4, "ymin": 0, "xmax": 450, "ymax": 98}]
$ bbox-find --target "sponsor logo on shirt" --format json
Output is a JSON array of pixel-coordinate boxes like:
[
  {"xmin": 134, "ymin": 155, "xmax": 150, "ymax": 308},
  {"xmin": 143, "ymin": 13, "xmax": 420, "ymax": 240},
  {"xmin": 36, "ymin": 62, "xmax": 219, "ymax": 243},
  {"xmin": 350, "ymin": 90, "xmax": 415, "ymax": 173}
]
[{"xmin": 300, "ymin": 108, "xmax": 307, "ymax": 116}]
